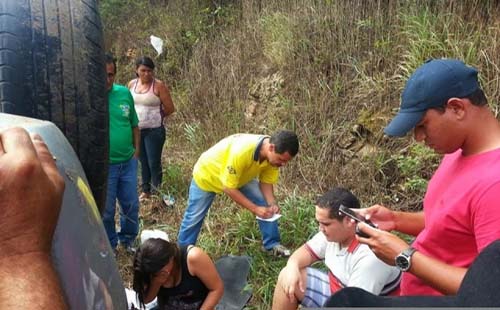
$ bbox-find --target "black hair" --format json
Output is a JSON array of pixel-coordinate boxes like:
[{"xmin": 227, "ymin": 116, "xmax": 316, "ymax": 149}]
[
  {"xmin": 135, "ymin": 56, "xmax": 155, "ymax": 70},
  {"xmin": 269, "ymin": 130, "xmax": 299, "ymax": 156},
  {"xmin": 132, "ymin": 239, "xmax": 181, "ymax": 307},
  {"xmin": 316, "ymin": 187, "xmax": 360, "ymax": 220},
  {"xmin": 105, "ymin": 53, "xmax": 117, "ymax": 73},
  {"xmin": 434, "ymin": 88, "xmax": 488, "ymax": 113},
  {"xmin": 465, "ymin": 88, "xmax": 488, "ymax": 106}
]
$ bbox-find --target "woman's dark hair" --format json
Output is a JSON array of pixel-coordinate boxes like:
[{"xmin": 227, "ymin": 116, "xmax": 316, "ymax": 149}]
[
  {"xmin": 132, "ymin": 238, "xmax": 181, "ymax": 307},
  {"xmin": 135, "ymin": 56, "xmax": 155, "ymax": 70}
]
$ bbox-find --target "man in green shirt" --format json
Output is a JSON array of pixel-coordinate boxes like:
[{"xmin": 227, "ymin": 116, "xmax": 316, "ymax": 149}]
[{"xmin": 103, "ymin": 54, "xmax": 140, "ymax": 254}]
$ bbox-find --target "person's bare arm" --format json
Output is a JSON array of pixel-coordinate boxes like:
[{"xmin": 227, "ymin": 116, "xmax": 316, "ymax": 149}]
[
  {"xmin": 132, "ymin": 126, "xmax": 140, "ymax": 158},
  {"xmin": 187, "ymin": 247, "xmax": 224, "ymax": 310},
  {"xmin": 408, "ymin": 251, "xmax": 466, "ymax": 295},
  {"xmin": 392, "ymin": 210, "xmax": 425, "ymax": 236},
  {"xmin": 223, "ymin": 187, "xmax": 274, "ymax": 218},
  {"xmin": 277, "ymin": 245, "xmax": 317, "ymax": 302},
  {"xmin": 143, "ymin": 270, "xmax": 168, "ymax": 304},
  {"xmin": 156, "ymin": 80, "xmax": 175, "ymax": 116},
  {"xmin": 0, "ymin": 128, "xmax": 67, "ymax": 309},
  {"xmin": 357, "ymin": 222, "xmax": 466, "ymax": 294},
  {"xmin": 98, "ymin": 279, "xmax": 113, "ymax": 310},
  {"xmin": 0, "ymin": 254, "xmax": 68, "ymax": 309},
  {"xmin": 259, "ymin": 182, "xmax": 280, "ymax": 213}
]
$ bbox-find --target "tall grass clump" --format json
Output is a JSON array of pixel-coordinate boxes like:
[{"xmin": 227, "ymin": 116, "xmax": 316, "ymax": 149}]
[
  {"xmin": 397, "ymin": 8, "xmax": 483, "ymax": 80},
  {"xmin": 259, "ymin": 13, "xmax": 296, "ymax": 68}
]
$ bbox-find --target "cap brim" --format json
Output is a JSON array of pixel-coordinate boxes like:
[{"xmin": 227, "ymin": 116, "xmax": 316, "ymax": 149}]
[{"xmin": 384, "ymin": 110, "xmax": 426, "ymax": 137}]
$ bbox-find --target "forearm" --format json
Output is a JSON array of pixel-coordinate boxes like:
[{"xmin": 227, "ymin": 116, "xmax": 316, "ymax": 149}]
[
  {"xmin": 259, "ymin": 182, "xmax": 276, "ymax": 205},
  {"xmin": 0, "ymin": 253, "xmax": 67, "ymax": 309},
  {"xmin": 132, "ymin": 127, "xmax": 140, "ymax": 155},
  {"xmin": 161, "ymin": 98, "xmax": 175, "ymax": 116},
  {"xmin": 394, "ymin": 211, "xmax": 425, "ymax": 236},
  {"xmin": 287, "ymin": 245, "xmax": 316, "ymax": 269},
  {"xmin": 99, "ymin": 280, "xmax": 113, "ymax": 310},
  {"xmin": 200, "ymin": 288, "xmax": 224, "ymax": 310},
  {"xmin": 409, "ymin": 251, "xmax": 467, "ymax": 295},
  {"xmin": 159, "ymin": 83, "xmax": 175, "ymax": 115},
  {"xmin": 144, "ymin": 282, "xmax": 161, "ymax": 304}
]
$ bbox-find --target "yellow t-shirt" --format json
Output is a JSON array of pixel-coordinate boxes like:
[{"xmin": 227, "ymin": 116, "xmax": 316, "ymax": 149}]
[{"xmin": 193, "ymin": 134, "xmax": 279, "ymax": 193}]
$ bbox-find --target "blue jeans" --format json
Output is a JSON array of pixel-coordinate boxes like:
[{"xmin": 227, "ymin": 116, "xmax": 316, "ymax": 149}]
[
  {"xmin": 103, "ymin": 157, "xmax": 140, "ymax": 249},
  {"xmin": 177, "ymin": 179, "xmax": 281, "ymax": 250},
  {"xmin": 139, "ymin": 126, "xmax": 166, "ymax": 194}
]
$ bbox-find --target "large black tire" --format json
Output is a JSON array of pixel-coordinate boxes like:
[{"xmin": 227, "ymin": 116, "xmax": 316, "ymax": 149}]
[{"xmin": 0, "ymin": 0, "xmax": 108, "ymax": 212}]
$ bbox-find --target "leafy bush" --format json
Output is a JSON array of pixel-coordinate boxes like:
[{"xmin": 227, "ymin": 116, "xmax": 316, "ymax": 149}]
[{"xmin": 395, "ymin": 143, "xmax": 439, "ymax": 195}]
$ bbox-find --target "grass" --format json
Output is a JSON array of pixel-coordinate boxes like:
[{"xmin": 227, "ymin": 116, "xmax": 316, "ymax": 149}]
[{"xmin": 101, "ymin": 0, "xmax": 500, "ymax": 307}]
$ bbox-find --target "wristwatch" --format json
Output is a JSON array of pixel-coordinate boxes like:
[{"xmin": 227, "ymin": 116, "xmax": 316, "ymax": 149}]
[{"xmin": 395, "ymin": 247, "xmax": 417, "ymax": 272}]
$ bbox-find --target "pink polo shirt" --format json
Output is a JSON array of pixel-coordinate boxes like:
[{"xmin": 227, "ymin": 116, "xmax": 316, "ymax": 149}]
[{"xmin": 401, "ymin": 148, "xmax": 500, "ymax": 295}]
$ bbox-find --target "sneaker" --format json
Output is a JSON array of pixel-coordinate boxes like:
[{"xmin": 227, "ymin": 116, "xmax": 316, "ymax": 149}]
[
  {"xmin": 266, "ymin": 244, "xmax": 291, "ymax": 257},
  {"xmin": 161, "ymin": 194, "xmax": 175, "ymax": 208},
  {"xmin": 123, "ymin": 244, "xmax": 137, "ymax": 255},
  {"xmin": 139, "ymin": 192, "xmax": 151, "ymax": 202}
]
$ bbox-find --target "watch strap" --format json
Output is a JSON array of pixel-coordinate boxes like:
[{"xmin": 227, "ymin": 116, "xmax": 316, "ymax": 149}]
[
  {"xmin": 403, "ymin": 246, "xmax": 417, "ymax": 257},
  {"xmin": 396, "ymin": 246, "xmax": 417, "ymax": 272}
]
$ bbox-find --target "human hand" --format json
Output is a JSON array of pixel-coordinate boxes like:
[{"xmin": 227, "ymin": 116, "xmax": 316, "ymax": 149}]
[
  {"xmin": 277, "ymin": 265, "xmax": 303, "ymax": 303},
  {"xmin": 356, "ymin": 204, "xmax": 396, "ymax": 231},
  {"xmin": 269, "ymin": 202, "xmax": 280, "ymax": 214},
  {"xmin": 133, "ymin": 150, "xmax": 140, "ymax": 159},
  {"xmin": 253, "ymin": 206, "xmax": 275, "ymax": 219},
  {"xmin": 0, "ymin": 128, "xmax": 65, "ymax": 258},
  {"xmin": 356, "ymin": 222, "xmax": 409, "ymax": 266}
]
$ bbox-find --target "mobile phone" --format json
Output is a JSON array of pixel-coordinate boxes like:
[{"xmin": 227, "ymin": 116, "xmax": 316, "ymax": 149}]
[{"xmin": 338, "ymin": 205, "xmax": 377, "ymax": 238}]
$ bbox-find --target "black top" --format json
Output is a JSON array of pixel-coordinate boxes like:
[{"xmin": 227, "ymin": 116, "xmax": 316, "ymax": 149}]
[{"xmin": 157, "ymin": 245, "xmax": 209, "ymax": 310}]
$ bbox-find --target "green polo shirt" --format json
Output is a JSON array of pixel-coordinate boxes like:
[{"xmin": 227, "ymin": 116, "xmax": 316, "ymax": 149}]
[{"xmin": 108, "ymin": 84, "xmax": 139, "ymax": 164}]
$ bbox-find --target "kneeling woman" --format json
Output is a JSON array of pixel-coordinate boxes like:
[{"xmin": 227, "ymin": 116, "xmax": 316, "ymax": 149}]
[{"xmin": 133, "ymin": 238, "xmax": 224, "ymax": 310}]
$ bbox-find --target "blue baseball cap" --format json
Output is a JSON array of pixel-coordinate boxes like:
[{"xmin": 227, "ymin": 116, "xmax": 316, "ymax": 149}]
[{"xmin": 384, "ymin": 59, "xmax": 480, "ymax": 137}]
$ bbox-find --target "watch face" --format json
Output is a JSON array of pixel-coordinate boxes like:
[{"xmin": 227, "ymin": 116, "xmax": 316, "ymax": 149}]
[{"xmin": 396, "ymin": 255, "xmax": 410, "ymax": 270}]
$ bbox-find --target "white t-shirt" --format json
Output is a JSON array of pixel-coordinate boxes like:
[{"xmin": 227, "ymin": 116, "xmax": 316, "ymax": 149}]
[{"xmin": 305, "ymin": 232, "xmax": 401, "ymax": 295}]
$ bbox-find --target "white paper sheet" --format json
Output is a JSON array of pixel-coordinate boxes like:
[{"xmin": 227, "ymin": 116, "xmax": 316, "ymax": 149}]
[{"xmin": 256, "ymin": 213, "xmax": 282, "ymax": 222}]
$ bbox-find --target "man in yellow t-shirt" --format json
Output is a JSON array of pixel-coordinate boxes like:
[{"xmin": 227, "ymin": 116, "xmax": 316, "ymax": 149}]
[{"xmin": 178, "ymin": 130, "xmax": 299, "ymax": 256}]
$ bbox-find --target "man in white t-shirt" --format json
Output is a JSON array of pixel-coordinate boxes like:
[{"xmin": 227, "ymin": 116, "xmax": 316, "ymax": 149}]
[{"xmin": 272, "ymin": 187, "xmax": 401, "ymax": 309}]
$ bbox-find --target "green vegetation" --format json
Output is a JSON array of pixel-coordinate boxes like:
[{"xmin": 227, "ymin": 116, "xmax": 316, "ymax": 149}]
[
  {"xmin": 396, "ymin": 144, "xmax": 439, "ymax": 195},
  {"xmin": 102, "ymin": 0, "xmax": 500, "ymax": 307}
]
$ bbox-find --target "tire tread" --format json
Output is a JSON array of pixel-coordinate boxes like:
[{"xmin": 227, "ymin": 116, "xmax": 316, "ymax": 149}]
[{"xmin": 0, "ymin": 0, "xmax": 108, "ymax": 211}]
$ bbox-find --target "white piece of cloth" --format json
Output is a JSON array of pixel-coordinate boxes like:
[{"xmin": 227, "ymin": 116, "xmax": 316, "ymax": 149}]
[
  {"xmin": 140, "ymin": 229, "xmax": 169, "ymax": 244},
  {"xmin": 150, "ymin": 35, "xmax": 164, "ymax": 56}
]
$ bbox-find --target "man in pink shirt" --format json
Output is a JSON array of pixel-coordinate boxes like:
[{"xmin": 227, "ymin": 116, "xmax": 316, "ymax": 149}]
[{"xmin": 351, "ymin": 59, "xmax": 500, "ymax": 296}]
